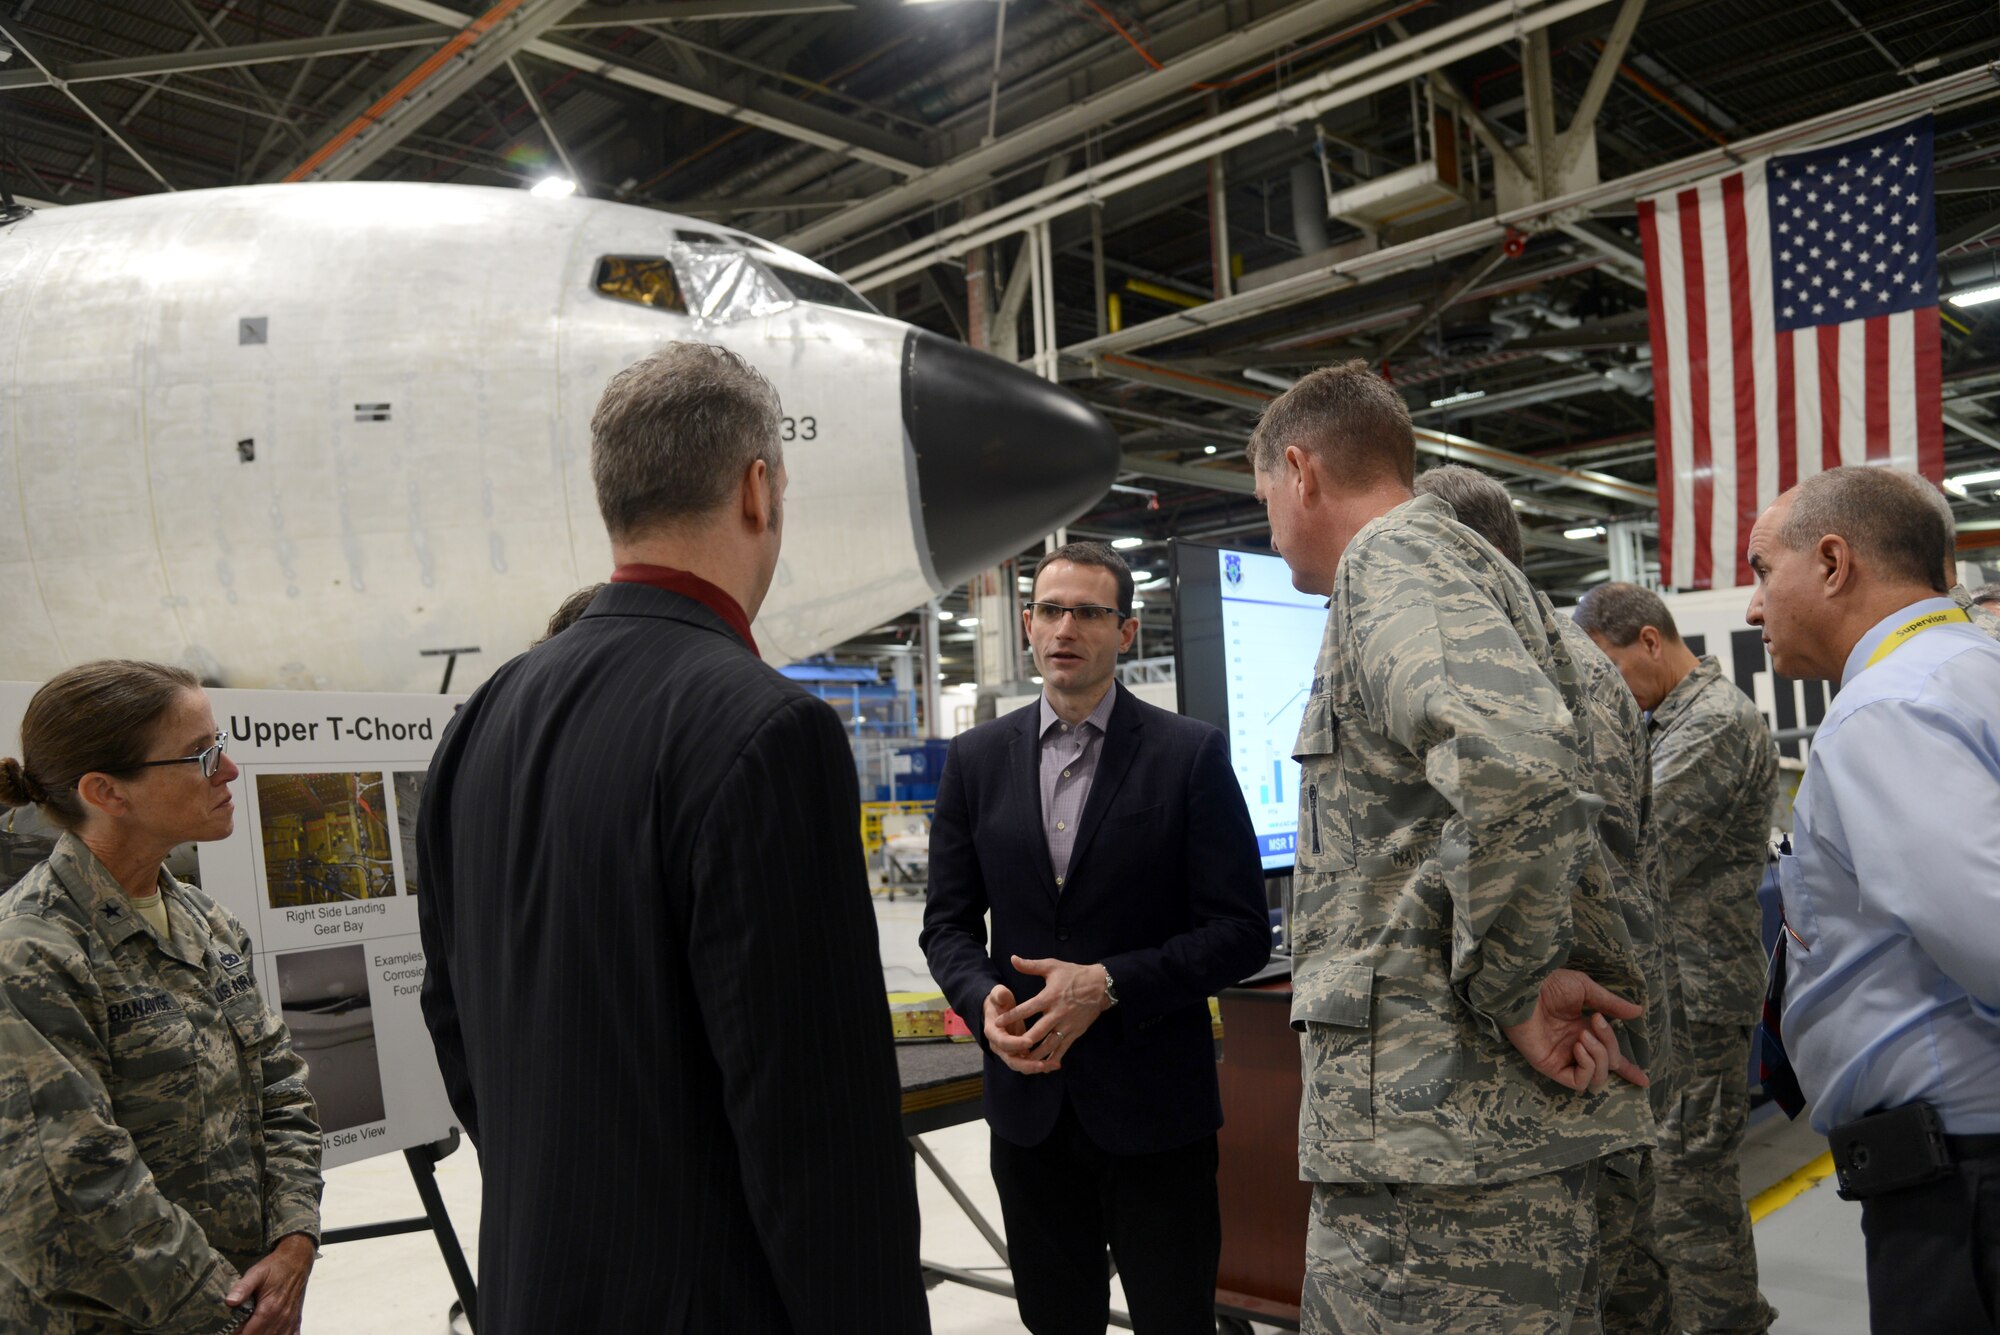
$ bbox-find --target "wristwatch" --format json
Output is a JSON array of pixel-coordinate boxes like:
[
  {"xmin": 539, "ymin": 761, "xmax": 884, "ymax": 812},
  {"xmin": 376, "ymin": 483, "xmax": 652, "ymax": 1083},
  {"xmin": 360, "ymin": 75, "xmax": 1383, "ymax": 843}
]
[{"xmin": 1101, "ymin": 964, "xmax": 1119, "ymax": 1007}]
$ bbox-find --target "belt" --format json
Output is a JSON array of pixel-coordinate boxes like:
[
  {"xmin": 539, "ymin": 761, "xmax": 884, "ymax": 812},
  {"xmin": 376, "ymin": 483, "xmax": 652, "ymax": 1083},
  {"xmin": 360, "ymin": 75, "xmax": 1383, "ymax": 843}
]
[{"xmin": 1946, "ymin": 1133, "xmax": 2000, "ymax": 1161}]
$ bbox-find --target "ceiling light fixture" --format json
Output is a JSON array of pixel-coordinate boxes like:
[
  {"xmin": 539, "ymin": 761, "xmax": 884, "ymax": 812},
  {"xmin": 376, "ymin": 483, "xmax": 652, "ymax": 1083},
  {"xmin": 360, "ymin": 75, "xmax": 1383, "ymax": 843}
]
[
  {"xmin": 1946, "ymin": 282, "xmax": 2000, "ymax": 308},
  {"xmin": 1429, "ymin": 389, "xmax": 1487, "ymax": 409},
  {"xmin": 1111, "ymin": 537, "xmax": 1145, "ymax": 550},
  {"xmin": 1564, "ymin": 525, "xmax": 1608, "ymax": 540}
]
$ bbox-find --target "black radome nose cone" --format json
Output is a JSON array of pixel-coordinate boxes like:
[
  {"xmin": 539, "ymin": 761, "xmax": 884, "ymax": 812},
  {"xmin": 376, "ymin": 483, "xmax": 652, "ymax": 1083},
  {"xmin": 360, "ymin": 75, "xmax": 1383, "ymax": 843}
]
[{"xmin": 903, "ymin": 329, "xmax": 1121, "ymax": 589}]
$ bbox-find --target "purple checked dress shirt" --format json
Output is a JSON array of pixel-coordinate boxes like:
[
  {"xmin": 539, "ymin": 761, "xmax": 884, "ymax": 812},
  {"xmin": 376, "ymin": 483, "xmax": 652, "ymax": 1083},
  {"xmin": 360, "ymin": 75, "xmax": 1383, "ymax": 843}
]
[{"xmin": 1037, "ymin": 689, "xmax": 1116, "ymax": 891}]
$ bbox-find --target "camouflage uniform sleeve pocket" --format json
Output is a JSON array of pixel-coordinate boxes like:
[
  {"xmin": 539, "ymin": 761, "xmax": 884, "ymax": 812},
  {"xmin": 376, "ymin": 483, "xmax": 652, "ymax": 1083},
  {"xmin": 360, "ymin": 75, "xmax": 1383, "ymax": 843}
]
[
  {"xmin": 1293, "ymin": 696, "xmax": 1354, "ymax": 872},
  {"xmin": 1292, "ymin": 964, "xmax": 1374, "ymax": 1148}
]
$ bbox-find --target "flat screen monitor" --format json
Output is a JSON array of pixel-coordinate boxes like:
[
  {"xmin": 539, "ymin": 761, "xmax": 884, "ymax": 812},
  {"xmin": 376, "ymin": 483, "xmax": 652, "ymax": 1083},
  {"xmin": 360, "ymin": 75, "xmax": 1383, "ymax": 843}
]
[{"xmin": 1170, "ymin": 540, "xmax": 1327, "ymax": 874}]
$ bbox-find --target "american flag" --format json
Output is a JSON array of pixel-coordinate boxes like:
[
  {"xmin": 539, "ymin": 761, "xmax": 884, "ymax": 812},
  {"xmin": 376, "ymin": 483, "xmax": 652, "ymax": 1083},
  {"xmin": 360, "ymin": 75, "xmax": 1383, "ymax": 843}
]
[{"xmin": 1638, "ymin": 115, "xmax": 1943, "ymax": 590}]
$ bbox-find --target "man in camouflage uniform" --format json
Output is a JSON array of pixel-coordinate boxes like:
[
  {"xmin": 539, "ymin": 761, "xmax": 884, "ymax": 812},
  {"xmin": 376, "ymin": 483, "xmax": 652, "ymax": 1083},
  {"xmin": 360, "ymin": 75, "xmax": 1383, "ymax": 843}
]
[
  {"xmin": 1959, "ymin": 582, "xmax": 2000, "ymax": 637},
  {"xmin": 1251, "ymin": 364, "xmax": 1655, "ymax": 1334},
  {"xmin": 0, "ymin": 834, "xmax": 322, "ymax": 1334},
  {"xmin": 1416, "ymin": 467, "xmax": 1677, "ymax": 1335},
  {"xmin": 1923, "ymin": 481, "xmax": 2000, "ymax": 640},
  {"xmin": 1575, "ymin": 583, "xmax": 1779, "ymax": 1335}
]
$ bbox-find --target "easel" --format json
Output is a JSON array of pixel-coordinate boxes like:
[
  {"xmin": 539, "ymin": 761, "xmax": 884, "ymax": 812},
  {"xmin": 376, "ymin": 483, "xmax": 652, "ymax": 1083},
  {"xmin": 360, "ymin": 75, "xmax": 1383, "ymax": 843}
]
[{"xmin": 320, "ymin": 1131, "xmax": 480, "ymax": 1332}]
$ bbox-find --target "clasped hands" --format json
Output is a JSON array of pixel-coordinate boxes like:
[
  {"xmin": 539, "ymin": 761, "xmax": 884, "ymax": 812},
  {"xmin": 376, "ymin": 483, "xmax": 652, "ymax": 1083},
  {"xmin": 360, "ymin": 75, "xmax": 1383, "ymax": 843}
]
[
  {"xmin": 983, "ymin": 959, "xmax": 1646, "ymax": 1092},
  {"xmin": 223, "ymin": 1232, "xmax": 316, "ymax": 1335},
  {"xmin": 983, "ymin": 954, "xmax": 1112, "ymax": 1075},
  {"xmin": 1503, "ymin": 967, "xmax": 1651, "ymax": 1094}
]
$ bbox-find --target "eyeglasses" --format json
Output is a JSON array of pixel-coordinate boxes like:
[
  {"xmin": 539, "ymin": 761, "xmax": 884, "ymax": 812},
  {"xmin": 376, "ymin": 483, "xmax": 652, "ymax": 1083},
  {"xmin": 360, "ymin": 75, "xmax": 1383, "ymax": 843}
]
[
  {"xmin": 1026, "ymin": 601, "xmax": 1127, "ymax": 626},
  {"xmin": 121, "ymin": 731, "xmax": 229, "ymax": 779}
]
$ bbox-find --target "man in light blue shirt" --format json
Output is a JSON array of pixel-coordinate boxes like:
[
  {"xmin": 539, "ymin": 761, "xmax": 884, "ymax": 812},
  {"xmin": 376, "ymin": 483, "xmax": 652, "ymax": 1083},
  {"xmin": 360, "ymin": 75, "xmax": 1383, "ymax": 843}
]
[{"xmin": 1746, "ymin": 465, "xmax": 2000, "ymax": 1334}]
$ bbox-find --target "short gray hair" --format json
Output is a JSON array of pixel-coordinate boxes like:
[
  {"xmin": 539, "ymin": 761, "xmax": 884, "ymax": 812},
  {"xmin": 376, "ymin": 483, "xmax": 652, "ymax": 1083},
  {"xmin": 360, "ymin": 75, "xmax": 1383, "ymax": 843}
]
[
  {"xmin": 1573, "ymin": 581, "xmax": 1681, "ymax": 648},
  {"xmin": 1247, "ymin": 359, "xmax": 1415, "ymax": 487},
  {"xmin": 1919, "ymin": 474, "xmax": 1960, "ymax": 587},
  {"xmin": 1413, "ymin": 464, "xmax": 1522, "ymax": 568},
  {"xmin": 590, "ymin": 343, "xmax": 783, "ymax": 540},
  {"xmin": 1779, "ymin": 466, "xmax": 1948, "ymax": 593}
]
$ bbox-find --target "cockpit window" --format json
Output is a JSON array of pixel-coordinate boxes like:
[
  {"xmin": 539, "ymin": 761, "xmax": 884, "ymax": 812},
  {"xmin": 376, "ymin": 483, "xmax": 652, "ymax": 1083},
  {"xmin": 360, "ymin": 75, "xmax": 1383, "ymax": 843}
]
[
  {"xmin": 593, "ymin": 256, "xmax": 686, "ymax": 313},
  {"xmin": 593, "ymin": 249, "xmax": 868, "ymax": 323},
  {"xmin": 764, "ymin": 265, "xmax": 878, "ymax": 315},
  {"xmin": 675, "ymin": 229, "xmax": 731, "ymax": 246}
]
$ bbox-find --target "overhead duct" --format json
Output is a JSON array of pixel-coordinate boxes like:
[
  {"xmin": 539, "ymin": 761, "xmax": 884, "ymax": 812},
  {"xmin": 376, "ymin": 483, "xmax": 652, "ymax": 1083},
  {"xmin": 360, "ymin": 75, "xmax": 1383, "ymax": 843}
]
[
  {"xmin": 1291, "ymin": 160, "xmax": 1329, "ymax": 254},
  {"xmin": 1322, "ymin": 90, "xmax": 1468, "ymax": 237},
  {"xmin": 1601, "ymin": 363, "xmax": 1653, "ymax": 396}
]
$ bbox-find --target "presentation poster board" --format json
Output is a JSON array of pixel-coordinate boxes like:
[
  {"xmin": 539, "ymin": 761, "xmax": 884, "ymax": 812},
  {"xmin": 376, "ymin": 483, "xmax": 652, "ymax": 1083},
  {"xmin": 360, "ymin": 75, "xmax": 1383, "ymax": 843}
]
[{"xmin": 0, "ymin": 684, "xmax": 463, "ymax": 1169}]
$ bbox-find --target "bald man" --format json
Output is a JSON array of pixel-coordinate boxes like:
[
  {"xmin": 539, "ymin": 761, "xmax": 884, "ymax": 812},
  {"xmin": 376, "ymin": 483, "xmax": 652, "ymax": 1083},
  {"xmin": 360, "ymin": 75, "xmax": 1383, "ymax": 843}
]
[{"xmin": 1748, "ymin": 465, "xmax": 2000, "ymax": 1333}]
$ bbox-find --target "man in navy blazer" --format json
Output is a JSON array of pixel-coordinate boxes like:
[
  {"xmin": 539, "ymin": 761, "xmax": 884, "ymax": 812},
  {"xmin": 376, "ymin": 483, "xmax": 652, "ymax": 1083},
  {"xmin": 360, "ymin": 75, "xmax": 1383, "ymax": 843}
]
[{"xmin": 921, "ymin": 541, "xmax": 1270, "ymax": 1335}]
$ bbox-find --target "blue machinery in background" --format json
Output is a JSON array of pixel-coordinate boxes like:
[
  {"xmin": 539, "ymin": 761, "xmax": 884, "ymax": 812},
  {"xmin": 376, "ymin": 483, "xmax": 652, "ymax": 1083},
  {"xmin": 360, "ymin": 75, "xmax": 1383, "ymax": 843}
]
[
  {"xmin": 781, "ymin": 660, "xmax": 944, "ymax": 802},
  {"xmin": 780, "ymin": 660, "xmax": 915, "ymax": 736}
]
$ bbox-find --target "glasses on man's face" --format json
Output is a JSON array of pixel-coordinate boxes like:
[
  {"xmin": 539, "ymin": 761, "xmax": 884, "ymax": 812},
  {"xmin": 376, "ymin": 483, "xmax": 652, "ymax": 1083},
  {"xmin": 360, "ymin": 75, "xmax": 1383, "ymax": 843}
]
[
  {"xmin": 1026, "ymin": 601, "xmax": 1126, "ymax": 627},
  {"xmin": 123, "ymin": 731, "xmax": 229, "ymax": 779}
]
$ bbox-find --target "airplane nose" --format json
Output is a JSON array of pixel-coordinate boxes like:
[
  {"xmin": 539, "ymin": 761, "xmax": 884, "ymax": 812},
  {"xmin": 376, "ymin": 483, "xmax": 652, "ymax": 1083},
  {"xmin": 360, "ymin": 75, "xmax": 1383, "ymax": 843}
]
[{"xmin": 902, "ymin": 328, "xmax": 1120, "ymax": 588}]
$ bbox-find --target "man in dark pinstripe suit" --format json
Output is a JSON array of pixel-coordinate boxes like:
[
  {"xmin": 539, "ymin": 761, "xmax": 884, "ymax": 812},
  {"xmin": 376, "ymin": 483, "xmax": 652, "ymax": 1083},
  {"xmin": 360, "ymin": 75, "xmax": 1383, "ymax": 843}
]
[{"xmin": 417, "ymin": 344, "xmax": 930, "ymax": 1334}]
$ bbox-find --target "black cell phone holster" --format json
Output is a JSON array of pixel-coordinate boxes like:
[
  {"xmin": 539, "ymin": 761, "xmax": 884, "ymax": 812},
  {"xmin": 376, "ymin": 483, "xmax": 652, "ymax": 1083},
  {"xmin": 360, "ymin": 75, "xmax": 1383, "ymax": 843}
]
[{"xmin": 1828, "ymin": 1102, "xmax": 1955, "ymax": 1201}]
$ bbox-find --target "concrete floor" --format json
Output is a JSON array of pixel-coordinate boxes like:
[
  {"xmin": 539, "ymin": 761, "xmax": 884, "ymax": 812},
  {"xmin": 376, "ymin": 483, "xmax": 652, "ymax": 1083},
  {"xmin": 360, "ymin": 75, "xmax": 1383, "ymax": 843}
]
[{"xmin": 301, "ymin": 896, "xmax": 1867, "ymax": 1333}]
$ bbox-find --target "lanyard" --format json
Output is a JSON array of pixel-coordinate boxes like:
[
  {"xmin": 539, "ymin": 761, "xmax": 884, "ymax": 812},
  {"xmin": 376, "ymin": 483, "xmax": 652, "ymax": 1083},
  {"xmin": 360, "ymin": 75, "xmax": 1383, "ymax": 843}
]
[{"xmin": 1862, "ymin": 607, "xmax": 1972, "ymax": 670}]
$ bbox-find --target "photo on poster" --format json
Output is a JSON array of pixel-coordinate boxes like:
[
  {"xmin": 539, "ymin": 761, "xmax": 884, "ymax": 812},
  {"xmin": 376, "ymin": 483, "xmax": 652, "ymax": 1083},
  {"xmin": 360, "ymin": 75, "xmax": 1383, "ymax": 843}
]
[
  {"xmin": 258, "ymin": 772, "xmax": 396, "ymax": 908},
  {"xmin": 392, "ymin": 771, "xmax": 425, "ymax": 896},
  {"xmin": 276, "ymin": 943, "xmax": 388, "ymax": 1133}
]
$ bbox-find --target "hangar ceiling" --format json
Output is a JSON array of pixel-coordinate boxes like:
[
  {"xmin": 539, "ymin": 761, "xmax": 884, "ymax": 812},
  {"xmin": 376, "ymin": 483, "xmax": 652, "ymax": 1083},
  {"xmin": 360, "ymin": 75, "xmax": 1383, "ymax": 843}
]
[{"xmin": 6, "ymin": 0, "xmax": 2000, "ymax": 678}]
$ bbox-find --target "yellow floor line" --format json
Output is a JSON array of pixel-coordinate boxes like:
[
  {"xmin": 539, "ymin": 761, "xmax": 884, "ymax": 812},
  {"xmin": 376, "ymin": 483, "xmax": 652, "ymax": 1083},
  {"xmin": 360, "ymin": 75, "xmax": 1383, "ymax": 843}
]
[{"xmin": 1748, "ymin": 1150, "xmax": 1837, "ymax": 1223}]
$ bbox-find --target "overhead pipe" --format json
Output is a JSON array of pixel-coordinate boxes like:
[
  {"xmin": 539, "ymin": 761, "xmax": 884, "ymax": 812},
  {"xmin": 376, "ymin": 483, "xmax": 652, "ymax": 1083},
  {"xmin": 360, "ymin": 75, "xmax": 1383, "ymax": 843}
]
[
  {"xmin": 1290, "ymin": 159, "xmax": 1329, "ymax": 253},
  {"xmin": 843, "ymin": 0, "xmax": 1614, "ymax": 290},
  {"xmin": 1125, "ymin": 278, "xmax": 1205, "ymax": 309},
  {"xmin": 1066, "ymin": 59, "xmax": 2000, "ymax": 359},
  {"xmin": 783, "ymin": 0, "xmax": 1438, "ymax": 256},
  {"xmin": 1410, "ymin": 371, "xmax": 1608, "ymax": 419},
  {"xmin": 1094, "ymin": 353, "xmax": 1657, "ymax": 505},
  {"xmin": 699, "ymin": 1, "xmax": 1089, "ymax": 202}
]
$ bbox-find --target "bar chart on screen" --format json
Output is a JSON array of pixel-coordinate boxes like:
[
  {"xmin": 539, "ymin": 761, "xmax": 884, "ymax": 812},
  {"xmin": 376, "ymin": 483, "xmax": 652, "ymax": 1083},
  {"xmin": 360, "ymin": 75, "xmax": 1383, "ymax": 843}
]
[{"xmin": 1217, "ymin": 549, "xmax": 1326, "ymax": 871}]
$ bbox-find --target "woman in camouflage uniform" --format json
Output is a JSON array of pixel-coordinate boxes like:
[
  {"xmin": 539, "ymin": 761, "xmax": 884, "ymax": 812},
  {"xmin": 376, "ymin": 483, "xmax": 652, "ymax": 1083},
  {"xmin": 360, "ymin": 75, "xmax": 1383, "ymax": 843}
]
[{"xmin": 0, "ymin": 661, "xmax": 322, "ymax": 1335}]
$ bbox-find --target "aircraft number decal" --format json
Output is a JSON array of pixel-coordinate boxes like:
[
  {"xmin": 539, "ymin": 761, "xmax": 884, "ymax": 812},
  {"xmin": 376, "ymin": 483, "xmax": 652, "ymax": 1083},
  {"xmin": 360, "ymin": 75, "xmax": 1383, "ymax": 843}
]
[{"xmin": 780, "ymin": 416, "xmax": 817, "ymax": 442}]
